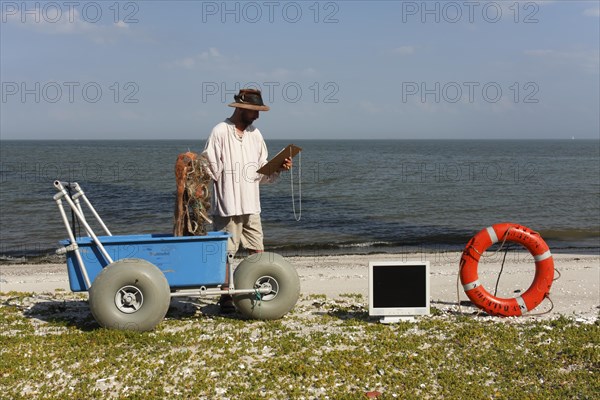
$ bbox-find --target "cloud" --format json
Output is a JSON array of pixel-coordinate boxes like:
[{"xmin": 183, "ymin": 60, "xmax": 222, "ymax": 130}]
[
  {"xmin": 583, "ymin": 7, "xmax": 600, "ymax": 17},
  {"xmin": 169, "ymin": 49, "xmax": 320, "ymax": 81},
  {"xmin": 524, "ymin": 49, "xmax": 554, "ymax": 57},
  {"xmin": 524, "ymin": 48, "xmax": 600, "ymax": 74},
  {"xmin": 118, "ymin": 109, "xmax": 141, "ymax": 120},
  {"xmin": 47, "ymin": 106, "xmax": 93, "ymax": 122},
  {"xmin": 392, "ymin": 46, "xmax": 415, "ymax": 56},
  {"xmin": 167, "ymin": 47, "xmax": 225, "ymax": 69},
  {"xmin": 269, "ymin": 68, "xmax": 293, "ymax": 79},
  {"xmin": 114, "ymin": 20, "xmax": 129, "ymax": 29},
  {"xmin": 358, "ymin": 100, "xmax": 382, "ymax": 115},
  {"xmin": 301, "ymin": 68, "xmax": 318, "ymax": 77},
  {"xmin": 255, "ymin": 66, "xmax": 319, "ymax": 80},
  {"xmin": 167, "ymin": 48, "xmax": 227, "ymax": 70},
  {"xmin": 1, "ymin": 6, "xmax": 132, "ymax": 44}
]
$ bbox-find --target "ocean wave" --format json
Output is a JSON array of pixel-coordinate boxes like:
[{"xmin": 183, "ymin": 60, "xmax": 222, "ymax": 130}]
[
  {"xmin": 338, "ymin": 241, "xmax": 392, "ymax": 248},
  {"xmin": 1, "ymin": 239, "xmax": 598, "ymax": 265}
]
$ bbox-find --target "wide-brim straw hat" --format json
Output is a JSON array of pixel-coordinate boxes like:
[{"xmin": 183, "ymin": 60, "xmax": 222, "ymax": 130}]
[{"xmin": 228, "ymin": 89, "xmax": 270, "ymax": 111}]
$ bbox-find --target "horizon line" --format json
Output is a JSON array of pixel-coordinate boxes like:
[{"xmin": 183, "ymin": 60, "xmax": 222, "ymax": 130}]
[{"xmin": 1, "ymin": 137, "xmax": 599, "ymax": 141}]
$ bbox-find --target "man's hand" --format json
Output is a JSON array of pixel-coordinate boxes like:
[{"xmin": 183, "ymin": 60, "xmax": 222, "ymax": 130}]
[{"xmin": 280, "ymin": 157, "xmax": 293, "ymax": 171}]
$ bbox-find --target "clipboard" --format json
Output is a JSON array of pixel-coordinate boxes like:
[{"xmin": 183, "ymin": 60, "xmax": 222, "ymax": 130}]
[{"xmin": 257, "ymin": 144, "xmax": 302, "ymax": 175}]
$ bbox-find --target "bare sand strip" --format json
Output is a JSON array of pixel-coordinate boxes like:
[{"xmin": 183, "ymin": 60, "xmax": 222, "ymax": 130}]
[{"xmin": 1, "ymin": 252, "xmax": 598, "ymax": 321}]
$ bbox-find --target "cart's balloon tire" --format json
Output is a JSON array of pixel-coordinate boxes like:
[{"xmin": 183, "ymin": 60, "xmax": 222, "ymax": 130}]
[
  {"xmin": 89, "ymin": 258, "xmax": 171, "ymax": 332},
  {"xmin": 233, "ymin": 252, "xmax": 300, "ymax": 320}
]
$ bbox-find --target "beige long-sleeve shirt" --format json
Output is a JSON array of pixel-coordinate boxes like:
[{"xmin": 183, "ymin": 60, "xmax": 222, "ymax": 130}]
[{"xmin": 203, "ymin": 119, "xmax": 278, "ymax": 217}]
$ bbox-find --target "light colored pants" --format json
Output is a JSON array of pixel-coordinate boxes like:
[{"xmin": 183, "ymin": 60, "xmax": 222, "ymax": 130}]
[{"xmin": 212, "ymin": 214, "xmax": 264, "ymax": 255}]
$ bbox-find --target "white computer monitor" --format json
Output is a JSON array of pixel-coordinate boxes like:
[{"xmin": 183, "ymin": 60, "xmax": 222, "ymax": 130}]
[{"xmin": 368, "ymin": 261, "xmax": 430, "ymax": 323}]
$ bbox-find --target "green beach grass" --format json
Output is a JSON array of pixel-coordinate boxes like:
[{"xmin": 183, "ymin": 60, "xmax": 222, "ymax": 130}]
[{"xmin": 1, "ymin": 291, "xmax": 598, "ymax": 399}]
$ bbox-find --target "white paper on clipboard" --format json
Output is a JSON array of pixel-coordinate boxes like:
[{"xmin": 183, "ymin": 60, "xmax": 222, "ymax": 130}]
[{"xmin": 257, "ymin": 144, "xmax": 302, "ymax": 175}]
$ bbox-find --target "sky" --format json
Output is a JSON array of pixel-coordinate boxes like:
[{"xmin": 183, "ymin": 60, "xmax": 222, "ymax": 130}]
[{"xmin": 0, "ymin": 0, "xmax": 599, "ymax": 140}]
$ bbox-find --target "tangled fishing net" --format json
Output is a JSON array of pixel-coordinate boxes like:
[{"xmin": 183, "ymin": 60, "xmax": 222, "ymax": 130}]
[{"xmin": 173, "ymin": 151, "xmax": 212, "ymax": 236}]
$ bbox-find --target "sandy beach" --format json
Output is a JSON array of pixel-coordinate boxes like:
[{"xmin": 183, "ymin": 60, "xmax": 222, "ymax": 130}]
[{"xmin": 1, "ymin": 252, "xmax": 598, "ymax": 321}]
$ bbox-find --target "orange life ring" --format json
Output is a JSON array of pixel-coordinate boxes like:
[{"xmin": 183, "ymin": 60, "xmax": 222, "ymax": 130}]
[{"xmin": 459, "ymin": 223, "xmax": 554, "ymax": 317}]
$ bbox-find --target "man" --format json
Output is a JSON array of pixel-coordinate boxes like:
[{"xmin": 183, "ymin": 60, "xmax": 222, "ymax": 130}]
[{"xmin": 203, "ymin": 88, "xmax": 292, "ymax": 312}]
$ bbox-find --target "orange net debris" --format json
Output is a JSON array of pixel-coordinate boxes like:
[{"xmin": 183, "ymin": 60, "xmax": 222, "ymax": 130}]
[{"xmin": 173, "ymin": 151, "xmax": 212, "ymax": 236}]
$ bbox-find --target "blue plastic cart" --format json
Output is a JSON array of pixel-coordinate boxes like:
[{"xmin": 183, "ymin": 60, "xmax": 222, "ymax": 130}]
[{"xmin": 53, "ymin": 181, "xmax": 300, "ymax": 331}]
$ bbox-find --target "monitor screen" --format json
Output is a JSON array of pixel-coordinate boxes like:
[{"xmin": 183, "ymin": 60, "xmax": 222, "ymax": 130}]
[{"xmin": 368, "ymin": 261, "xmax": 430, "ymax": 319}]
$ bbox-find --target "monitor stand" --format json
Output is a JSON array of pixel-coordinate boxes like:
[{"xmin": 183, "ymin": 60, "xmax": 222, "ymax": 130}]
[{"xmin": 380, "ymin": 316, "xmax": 416, "ymax": 324}]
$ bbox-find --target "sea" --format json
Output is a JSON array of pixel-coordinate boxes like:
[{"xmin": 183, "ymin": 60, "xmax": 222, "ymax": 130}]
[{"xmin": 1, "ymin": 139, "xmax": 599, "ymax": 263}]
